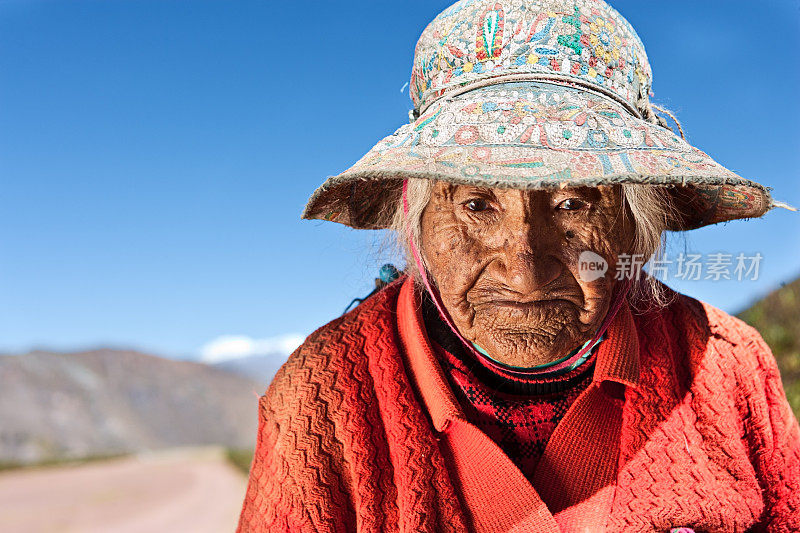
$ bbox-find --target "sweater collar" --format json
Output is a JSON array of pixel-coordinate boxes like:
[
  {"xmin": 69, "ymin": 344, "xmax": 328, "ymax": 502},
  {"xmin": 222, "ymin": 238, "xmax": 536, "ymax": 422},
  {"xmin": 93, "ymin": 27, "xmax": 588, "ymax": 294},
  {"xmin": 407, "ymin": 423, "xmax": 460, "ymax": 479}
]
[{"xmin": 397, "ymin": 277, "xmax": 640, "ymax": 432}]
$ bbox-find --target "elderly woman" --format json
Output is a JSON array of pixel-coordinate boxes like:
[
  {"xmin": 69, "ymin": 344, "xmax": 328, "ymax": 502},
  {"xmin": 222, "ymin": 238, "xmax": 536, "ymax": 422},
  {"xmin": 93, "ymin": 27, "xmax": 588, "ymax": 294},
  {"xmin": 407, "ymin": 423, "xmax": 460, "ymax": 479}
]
[{"xmin": 238, "ymin": 1, "xmax": 799, "ymax": 532}]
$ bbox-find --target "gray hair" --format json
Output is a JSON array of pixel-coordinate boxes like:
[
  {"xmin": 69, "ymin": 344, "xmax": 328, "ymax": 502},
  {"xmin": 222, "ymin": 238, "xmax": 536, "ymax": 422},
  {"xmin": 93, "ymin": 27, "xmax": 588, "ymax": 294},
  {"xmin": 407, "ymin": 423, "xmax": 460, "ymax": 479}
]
[{"xmin": 388, "ymin": 178, "xmax": 678, "ymax": 308}]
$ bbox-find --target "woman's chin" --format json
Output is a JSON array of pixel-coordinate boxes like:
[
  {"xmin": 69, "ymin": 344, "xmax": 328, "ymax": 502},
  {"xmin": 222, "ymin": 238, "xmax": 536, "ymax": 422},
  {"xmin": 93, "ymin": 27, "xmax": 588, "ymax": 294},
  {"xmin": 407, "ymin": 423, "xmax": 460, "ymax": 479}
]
[{"xmin": 474, "ymin": 328, "xmax": 589, "ymax": 368}]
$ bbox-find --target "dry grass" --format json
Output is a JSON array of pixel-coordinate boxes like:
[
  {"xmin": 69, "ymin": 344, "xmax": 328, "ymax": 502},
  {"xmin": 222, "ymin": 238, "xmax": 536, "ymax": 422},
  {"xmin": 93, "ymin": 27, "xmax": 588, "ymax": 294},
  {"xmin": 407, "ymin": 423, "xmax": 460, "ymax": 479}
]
[
  {"xmin": 225, "ymin": 448, "xmax": 255, "ymax": 475},
  {"xmin": 737, "ymin": 276, "xmax": 800, "ymax": 418}
]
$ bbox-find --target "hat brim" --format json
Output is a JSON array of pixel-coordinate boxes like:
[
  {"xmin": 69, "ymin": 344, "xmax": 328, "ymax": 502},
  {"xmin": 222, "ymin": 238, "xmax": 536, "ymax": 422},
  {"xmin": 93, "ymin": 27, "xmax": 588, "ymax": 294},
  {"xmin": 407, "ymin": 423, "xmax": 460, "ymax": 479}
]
[{"xmin": 303, "ymin": 81, "xmax": 772, "ymax": 231}]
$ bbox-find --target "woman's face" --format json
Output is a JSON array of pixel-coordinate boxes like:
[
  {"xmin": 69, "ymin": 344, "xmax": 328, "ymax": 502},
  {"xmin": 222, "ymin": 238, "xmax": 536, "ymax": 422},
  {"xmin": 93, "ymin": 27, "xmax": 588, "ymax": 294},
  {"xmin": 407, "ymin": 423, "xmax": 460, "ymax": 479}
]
[{"xmin": 419, "ymin": 182, "xmax": 635, "ymax": 367}]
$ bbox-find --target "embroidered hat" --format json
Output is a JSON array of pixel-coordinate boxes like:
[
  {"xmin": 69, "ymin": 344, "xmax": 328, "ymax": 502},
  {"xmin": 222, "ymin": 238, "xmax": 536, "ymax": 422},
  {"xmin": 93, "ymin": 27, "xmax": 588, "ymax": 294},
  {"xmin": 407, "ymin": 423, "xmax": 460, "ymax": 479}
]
[{"xmin": 303, "ymin": 0, "xmax": 785, "ymax": 231}]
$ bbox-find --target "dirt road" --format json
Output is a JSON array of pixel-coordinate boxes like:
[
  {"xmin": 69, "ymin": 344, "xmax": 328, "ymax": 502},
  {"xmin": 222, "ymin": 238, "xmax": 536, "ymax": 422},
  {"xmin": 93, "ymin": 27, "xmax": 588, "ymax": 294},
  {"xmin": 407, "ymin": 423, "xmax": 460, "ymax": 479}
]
[{"xmin": 0, "ymin": 447, "xmax": 248, "ymax": 533}]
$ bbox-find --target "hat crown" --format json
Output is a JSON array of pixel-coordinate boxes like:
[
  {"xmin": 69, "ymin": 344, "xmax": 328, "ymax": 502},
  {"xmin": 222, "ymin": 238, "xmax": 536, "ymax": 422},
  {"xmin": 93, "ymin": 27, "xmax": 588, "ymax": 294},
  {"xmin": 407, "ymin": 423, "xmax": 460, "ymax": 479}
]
[{"xmin": 410, "ymin": 0, "xmax": 652, "ymax": 115}]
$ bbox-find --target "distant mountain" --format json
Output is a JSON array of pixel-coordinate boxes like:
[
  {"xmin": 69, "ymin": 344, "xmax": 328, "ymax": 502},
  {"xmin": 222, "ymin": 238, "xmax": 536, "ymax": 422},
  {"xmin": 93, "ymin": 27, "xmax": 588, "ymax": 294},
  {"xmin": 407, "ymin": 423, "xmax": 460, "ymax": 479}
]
[
  {"xmin": 212, "ymin": 353, "xmax": 288, "ymax": 390},
  {"xmin": 737, "ymin": 276, "xmax": 800, "ymax": 418},
  {"xmin": 0, "ymin": 349, "xmax": 261, "ymax": 466}
]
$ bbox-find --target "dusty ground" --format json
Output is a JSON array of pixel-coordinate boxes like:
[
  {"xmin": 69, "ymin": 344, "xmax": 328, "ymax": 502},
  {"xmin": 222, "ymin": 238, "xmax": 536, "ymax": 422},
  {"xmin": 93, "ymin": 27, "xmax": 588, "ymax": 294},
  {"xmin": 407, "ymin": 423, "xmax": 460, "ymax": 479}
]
[{"xmin": 0, "ymin": 447, "xmax": 248, "ymax": 533}]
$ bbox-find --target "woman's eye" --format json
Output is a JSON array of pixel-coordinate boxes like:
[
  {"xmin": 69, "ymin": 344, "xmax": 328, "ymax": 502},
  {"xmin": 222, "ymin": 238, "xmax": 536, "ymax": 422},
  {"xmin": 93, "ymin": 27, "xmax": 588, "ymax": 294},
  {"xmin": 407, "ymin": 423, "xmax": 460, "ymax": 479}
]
[
  {"xmin": 557, "ymin": 198, "xmax": 587, "ymax": 211},
  {"xmin": 465, "ymin": 198, "xmax": 490, "ymax": 212}
]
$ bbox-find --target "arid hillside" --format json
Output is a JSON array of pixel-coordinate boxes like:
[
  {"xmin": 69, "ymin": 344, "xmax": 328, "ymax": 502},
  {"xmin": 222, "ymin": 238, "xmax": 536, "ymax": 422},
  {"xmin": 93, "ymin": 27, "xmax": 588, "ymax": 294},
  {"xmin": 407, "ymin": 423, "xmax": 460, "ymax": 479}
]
[{"xmin": 0, "ymin": 349, "xmax": 261, "ymax": 466}]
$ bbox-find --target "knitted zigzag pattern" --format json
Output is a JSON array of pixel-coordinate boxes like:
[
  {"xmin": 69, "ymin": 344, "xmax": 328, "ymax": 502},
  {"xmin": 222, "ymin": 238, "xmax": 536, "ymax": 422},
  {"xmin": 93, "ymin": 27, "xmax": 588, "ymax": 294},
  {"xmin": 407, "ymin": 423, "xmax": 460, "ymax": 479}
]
[
  {"xmin": 610, "ymin": 299, "xmax": 800, "ymax": 532},
  {"xmin": 236, "ymin": 281, "xmax": 468, "ymax": 533}
]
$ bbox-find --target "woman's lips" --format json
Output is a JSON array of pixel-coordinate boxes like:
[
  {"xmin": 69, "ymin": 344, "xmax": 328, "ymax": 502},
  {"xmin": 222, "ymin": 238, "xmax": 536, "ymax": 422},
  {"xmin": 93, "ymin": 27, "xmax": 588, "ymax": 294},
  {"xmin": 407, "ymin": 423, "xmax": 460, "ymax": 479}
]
[{"xmin": 485, "ymin": 298, "xmax": 574, "ymax": 309}]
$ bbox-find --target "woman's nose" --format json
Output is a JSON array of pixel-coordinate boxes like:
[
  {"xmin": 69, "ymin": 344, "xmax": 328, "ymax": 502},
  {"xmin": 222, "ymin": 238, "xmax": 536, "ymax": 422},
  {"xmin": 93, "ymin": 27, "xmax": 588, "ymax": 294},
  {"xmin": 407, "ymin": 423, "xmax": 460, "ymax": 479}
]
[{"xmin": 497, "ymin": 222, "xmax": 563, "ymax": 294}]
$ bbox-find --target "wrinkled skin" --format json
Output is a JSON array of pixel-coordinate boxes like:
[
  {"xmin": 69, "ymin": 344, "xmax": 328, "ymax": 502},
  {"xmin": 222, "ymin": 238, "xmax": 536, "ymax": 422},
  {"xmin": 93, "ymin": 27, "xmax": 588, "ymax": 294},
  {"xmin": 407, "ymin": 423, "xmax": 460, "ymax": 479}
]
[{"xmin": 419, "ymin": 182, "xmax": 635, "ymax": 368}]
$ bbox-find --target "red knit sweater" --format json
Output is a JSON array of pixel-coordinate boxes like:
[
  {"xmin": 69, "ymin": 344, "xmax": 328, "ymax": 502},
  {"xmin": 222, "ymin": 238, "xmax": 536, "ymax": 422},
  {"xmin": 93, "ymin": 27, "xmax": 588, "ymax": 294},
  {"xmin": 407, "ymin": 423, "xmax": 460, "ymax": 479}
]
[{"xmin": 237, "ymin": 277, "xmax": 800, "ymax": 532}]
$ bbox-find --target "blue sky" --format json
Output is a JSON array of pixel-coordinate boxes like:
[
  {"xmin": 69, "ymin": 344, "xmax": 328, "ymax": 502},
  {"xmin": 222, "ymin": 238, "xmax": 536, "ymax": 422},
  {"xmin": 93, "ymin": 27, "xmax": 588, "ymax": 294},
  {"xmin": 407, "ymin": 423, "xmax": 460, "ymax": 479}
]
[{"xmin": 1, "ymin": 0, "xmax": 798, "ymax": 360}]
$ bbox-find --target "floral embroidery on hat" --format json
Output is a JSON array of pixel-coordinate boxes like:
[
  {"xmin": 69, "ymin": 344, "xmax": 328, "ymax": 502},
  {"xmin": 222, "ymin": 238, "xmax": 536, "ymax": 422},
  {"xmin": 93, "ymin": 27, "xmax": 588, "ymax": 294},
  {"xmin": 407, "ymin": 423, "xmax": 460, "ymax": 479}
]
[
  {"xmin": 410, "ymin": 0, "xmax": 653, "ymax": 114},
  {"xmin": 476, "ymin": 4, "xmax": 505, "ymax": 61}
]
